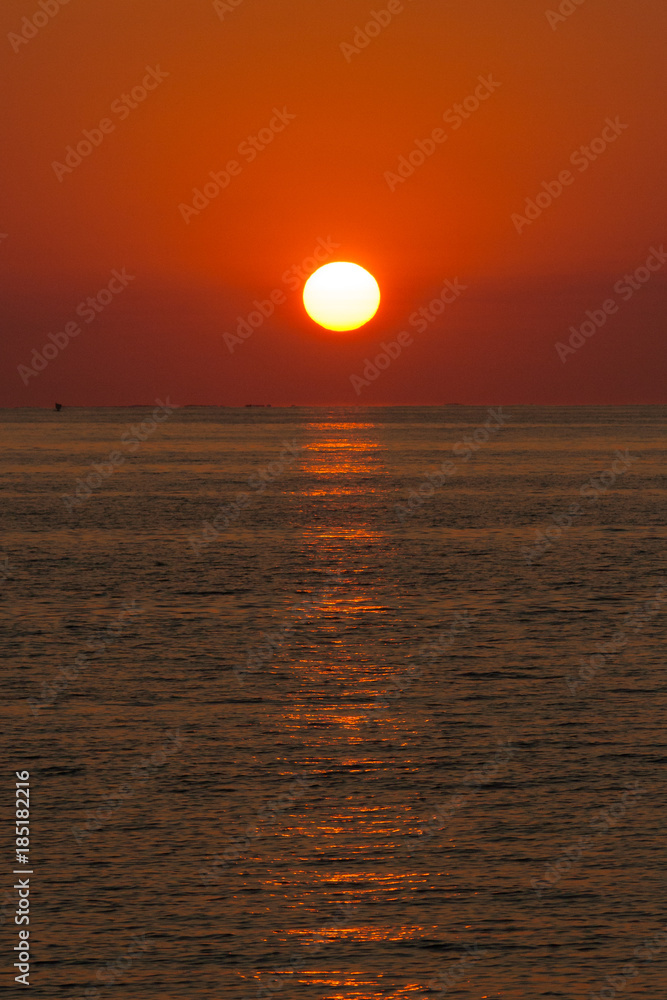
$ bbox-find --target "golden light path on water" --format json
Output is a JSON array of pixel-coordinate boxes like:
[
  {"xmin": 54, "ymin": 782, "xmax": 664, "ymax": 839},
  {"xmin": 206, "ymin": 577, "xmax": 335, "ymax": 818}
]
[{"xmin": 245, "ymin": 421, "xmax": 464, "ymax": 999}]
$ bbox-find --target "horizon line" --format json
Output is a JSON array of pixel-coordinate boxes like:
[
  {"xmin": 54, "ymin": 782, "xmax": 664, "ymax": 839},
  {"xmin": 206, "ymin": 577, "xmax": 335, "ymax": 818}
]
[{"xmin": 1, "ymin": 402, "xmax": 666, "ymax": 410}]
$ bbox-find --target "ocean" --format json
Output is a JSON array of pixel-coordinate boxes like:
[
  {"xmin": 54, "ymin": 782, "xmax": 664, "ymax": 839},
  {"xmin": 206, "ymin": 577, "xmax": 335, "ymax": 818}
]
[{"xmin": 1, "ymin": 405, "xmax": 665, "ymax": 999}]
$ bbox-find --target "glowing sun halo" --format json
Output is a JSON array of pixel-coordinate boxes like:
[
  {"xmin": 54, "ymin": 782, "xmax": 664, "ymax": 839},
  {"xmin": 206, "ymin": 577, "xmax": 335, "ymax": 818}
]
[{"xmin": 303, "ymin": 262, "xmax": 380, "ymax": 331}]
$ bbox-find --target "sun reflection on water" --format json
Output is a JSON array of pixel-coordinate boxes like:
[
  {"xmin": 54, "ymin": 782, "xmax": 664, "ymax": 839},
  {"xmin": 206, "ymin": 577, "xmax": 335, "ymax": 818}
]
[{"xmin": 258, "ymin": 419, "xmax": 439, "ymax": 998}]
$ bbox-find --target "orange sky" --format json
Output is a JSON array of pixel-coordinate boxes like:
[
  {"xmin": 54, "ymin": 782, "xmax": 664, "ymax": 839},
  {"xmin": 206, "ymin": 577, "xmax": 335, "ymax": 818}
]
[{"xmin": 1, "ymin": 0, "xmax": 665, "ymax": 405}]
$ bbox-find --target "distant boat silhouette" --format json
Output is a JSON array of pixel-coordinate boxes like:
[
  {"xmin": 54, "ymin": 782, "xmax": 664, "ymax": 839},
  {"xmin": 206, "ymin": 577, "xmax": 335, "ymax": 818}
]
[{"xmin": 54, "ymin": 403, "xmax": 62, "ymax": 411}]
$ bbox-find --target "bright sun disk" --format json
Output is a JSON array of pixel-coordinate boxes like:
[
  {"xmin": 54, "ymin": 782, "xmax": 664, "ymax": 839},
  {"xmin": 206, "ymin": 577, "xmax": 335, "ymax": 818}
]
[{"xmin": 303, "ymin": 262, "xmax": 380, "ymax": 331}]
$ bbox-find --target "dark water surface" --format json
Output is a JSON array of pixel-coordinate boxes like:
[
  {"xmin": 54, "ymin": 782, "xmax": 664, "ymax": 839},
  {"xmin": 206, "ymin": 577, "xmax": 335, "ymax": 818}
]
[{"xmin": 1, "ymin": 406, "xmax": 666, "ymax": 999}]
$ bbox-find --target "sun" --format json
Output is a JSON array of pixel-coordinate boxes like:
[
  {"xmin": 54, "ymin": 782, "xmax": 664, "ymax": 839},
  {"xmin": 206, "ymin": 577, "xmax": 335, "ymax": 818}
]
[{"xmin": 303, "ymin": 262, "xmax": 380, "ymax": 331}]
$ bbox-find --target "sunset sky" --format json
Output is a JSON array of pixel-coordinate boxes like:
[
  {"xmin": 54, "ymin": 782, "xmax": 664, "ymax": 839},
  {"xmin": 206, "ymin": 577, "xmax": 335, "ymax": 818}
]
[{"xmin": 1, "ymin": 0, "xmax": 665, "ymax": 406}]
